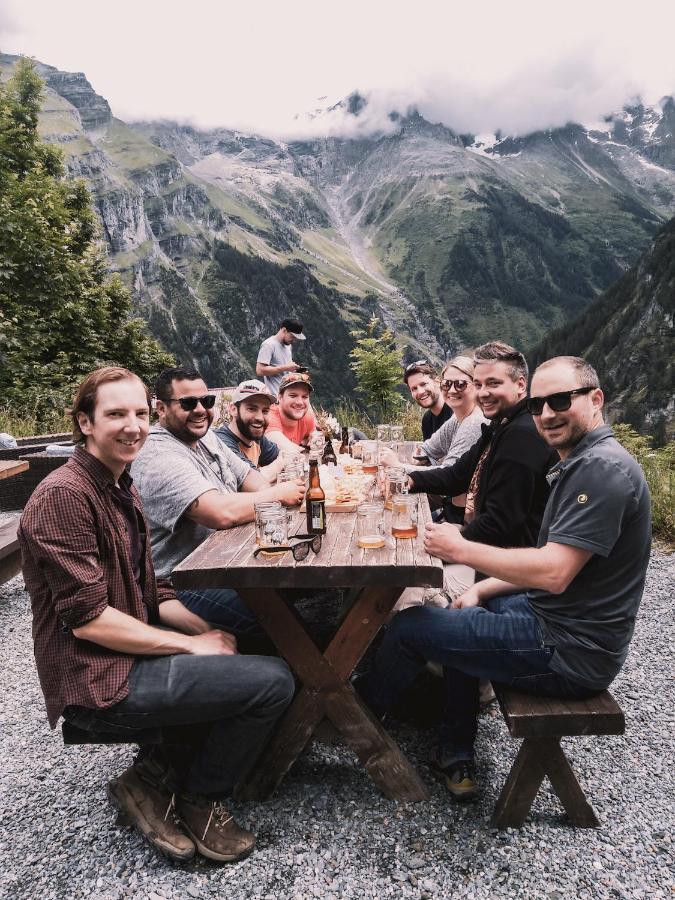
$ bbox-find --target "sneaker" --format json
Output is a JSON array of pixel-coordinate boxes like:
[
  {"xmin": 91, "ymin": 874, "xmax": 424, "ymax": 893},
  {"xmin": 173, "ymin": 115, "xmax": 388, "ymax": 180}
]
[
  {"xmin": 431, "ymin": 759, "xmax": 479, "ymax": 802},
  {"xmin": 175, "ymin": 797, "xmax": 255, "ymax": 863},
  {"xmin": 107, "ymin": 767, "xmax": 195, "ymax": 861}
]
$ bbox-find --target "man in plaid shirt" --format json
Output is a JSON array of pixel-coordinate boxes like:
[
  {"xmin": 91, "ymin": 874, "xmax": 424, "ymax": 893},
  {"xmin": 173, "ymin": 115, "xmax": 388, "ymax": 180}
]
[{"xmin": 18, "ymin": 366, "xmax": 294, "ymax": 864}]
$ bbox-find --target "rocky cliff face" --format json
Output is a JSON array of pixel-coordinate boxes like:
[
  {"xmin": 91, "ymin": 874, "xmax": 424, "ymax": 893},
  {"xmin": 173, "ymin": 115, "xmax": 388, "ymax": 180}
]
[
  {"xmin": 4, "ymin": 52, "xmax": 674, "ymax": 409},
  {"xmin": 533, "ymin": 215, "xmax": 675, "ymax": 441}
]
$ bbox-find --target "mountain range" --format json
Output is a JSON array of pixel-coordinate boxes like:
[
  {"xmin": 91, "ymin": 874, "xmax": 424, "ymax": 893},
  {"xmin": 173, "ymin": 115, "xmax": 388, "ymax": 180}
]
[{"xmin": 2, "ymin": 52, "xmax": 674, "ymax": 420}]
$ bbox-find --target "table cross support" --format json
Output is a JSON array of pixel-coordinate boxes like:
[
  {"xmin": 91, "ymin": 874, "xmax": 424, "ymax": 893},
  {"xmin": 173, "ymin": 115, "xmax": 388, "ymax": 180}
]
[{"xmin": 236, "ymin": 585, "xmax": 429, "ymax": 802}]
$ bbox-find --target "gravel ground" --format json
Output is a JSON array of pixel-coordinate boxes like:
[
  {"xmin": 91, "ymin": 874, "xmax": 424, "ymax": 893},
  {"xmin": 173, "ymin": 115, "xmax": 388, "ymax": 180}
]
[{"xmin": 0, "ymin": 548, "xmax": 673, "ymax": 900}]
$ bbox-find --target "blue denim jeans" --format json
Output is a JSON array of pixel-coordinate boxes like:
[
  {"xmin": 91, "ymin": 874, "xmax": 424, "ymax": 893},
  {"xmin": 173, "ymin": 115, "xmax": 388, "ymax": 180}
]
[
  {"xmin": 65, "ymin": 653, "xmax": 295, "ymax": 799},
  {"xmin": 177, "ymin": 587, "xmax": 264, "ymax": 637},
  {"xmin": 359, "ymin": 593, "xmax": 596, "ymax": 763}
]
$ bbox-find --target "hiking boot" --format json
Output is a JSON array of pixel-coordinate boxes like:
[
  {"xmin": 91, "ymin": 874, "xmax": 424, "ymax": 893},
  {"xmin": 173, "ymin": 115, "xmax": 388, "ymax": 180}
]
[
  {"xmin": 431, "ymin": 759, "xmax": 479, "ymax": 802},
  {"xmin": 107, "ymin": 767, "xmax": 195, "ymax": 861},
  {"xmin": 175, "ymin": 796, "xmax": 256, "ymax": 863}
]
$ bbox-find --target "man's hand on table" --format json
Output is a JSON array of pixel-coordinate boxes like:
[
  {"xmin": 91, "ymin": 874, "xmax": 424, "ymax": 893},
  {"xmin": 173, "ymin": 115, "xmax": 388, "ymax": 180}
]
[
  {"xmin": 188, "ymin": 630, "xmax": 238, "ymax": 655},
  {"xmin": 378, "ymin": 447, "xmax": 403, "ymax": 469},
  {"xmin": 423, "ymin": 521, "xmax": 465, "ymax": 562},
  {"xmin": 274, "ymin": 477, "xmax": 306, "ymax": 507}
]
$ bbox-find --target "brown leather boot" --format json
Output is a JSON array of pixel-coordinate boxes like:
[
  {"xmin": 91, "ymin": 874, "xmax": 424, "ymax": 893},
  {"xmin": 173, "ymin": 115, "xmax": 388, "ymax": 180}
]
[
  {"xmin": 175, "ymin": 796, "xmax": 256, "ymax": 863},
  {"xmin": 107, "ymin": 767, "xmax": 195, "ymax": 862}
]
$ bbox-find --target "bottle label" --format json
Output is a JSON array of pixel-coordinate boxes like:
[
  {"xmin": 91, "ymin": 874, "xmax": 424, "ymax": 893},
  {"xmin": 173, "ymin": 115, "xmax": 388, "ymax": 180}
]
[{"xmin": 310, "ymin": 500, "xmax": 326, "ymax": 531}]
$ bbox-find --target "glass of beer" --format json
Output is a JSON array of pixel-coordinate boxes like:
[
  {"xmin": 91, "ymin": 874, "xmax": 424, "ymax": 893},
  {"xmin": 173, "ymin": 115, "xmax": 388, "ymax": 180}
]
[
  {"xmin": 357, "ymin": 502, "xmax": 386, "ymax": 549},
  {"xmin": 391, "ymin": 496, "xmax": 418, "ymax": 539},
  {"xmin": 389, "ymin": 425, "xmax": 404, "ymax": 444},
  {"xmin": 361, "ymin": 440, "xmax": 378, "ymax": 474},
  {"xmin": 384, "ymin": 467, "xmax": 408, "ymax": 510}
]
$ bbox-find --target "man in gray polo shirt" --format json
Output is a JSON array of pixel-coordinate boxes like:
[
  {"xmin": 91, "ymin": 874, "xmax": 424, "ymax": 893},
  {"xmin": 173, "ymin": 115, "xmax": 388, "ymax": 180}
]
[
  {"xmin": 358, "ymin": 355, "xmax": 651, "ymax": 801},
  {"xmin": 256, "ymin": 318, "xmax": 306, "ymax": 397}
]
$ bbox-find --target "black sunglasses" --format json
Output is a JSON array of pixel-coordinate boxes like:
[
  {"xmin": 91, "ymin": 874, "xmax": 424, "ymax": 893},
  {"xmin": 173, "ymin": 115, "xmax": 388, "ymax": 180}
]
[
  {"xmin": 526, "ymin": 386, "xmax": 596, "ymax": 416},
  {"xmin": 167, "ymin": 395, "xmax": 217, "ymax": 412},
  {"xmin": 253, "ymin": 533, "xmax": 322, "ymax": 562},
  {"xmin": 440, "ymin": 379, "xmax": 469, "ymax": 392}
]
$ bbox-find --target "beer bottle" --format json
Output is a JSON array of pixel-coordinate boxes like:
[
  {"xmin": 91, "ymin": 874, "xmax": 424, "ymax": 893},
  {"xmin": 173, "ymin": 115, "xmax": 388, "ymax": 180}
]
[
  {"xmin": 306, "ymin": 459, "xmax": 327, "ymax": 534},
  {"xmin": 322, "ymin": 437, "xmax": 338, "ymax": 466},
  {"xmin": 339, "ymin": 426, "xmax": 351, "ymax": 456}
]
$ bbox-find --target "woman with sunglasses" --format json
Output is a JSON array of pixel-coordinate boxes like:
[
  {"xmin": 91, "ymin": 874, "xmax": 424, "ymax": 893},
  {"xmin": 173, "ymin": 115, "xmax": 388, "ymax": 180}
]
[{"xmin": 381, "ymin": 355, "xmax": 487, "ymax": 523}]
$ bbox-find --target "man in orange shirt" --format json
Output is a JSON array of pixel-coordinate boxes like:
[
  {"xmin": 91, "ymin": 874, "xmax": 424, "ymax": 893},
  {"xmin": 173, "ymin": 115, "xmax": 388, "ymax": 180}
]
[{"xmin": 265, "ymin": 372, "xmax": 317, "ymax": 453}]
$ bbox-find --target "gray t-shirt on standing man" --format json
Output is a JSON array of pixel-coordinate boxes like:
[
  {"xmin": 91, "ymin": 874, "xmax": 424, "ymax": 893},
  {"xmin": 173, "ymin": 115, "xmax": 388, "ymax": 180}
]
[
  {"xmin": 527, "ymin": 425, "xmax": 651, "ymax": 691},
  {"xmin": 257, "ymin": 336, "xmax": 292, "ymax": 397}
]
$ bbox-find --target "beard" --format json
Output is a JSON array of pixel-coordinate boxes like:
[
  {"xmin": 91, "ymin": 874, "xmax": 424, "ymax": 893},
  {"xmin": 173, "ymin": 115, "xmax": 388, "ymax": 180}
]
[{"xmin": 236, "ymin": 412, "xmax": 265, "ymax": 442}]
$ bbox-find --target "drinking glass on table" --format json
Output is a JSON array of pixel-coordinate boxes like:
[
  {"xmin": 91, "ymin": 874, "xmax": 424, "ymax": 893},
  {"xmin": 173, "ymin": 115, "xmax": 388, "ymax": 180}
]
[
  {"xmin": 361, "ymin": 440, "xmax": 378, "ymax": 474},
  {"xmin": 376, "ymin": 424, "xmax": 391, "ymax": 445},
  {"xmin": 255, "ymin": 503, "xmax": 288, "ymax": 550},
  {"xmin": 308, "ymin": 430, "xmax": 325, "ymax": 459},
  {"xmin": 356, "ymin": 502, "xmax": 386, "ymax": 549},
  {"xmin": 384, "ymin": 467, "xmax": 408, "ymax": 510},
  {"xmin": 391, "ymin": 496, "xmax": 418, "ymax": 539}
]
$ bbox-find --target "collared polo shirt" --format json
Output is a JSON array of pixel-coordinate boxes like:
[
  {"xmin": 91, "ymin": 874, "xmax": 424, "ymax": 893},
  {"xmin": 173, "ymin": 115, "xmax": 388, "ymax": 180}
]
[{"xmin": 528, "ymin": 425, "xmax": 651, "ymax": 690}]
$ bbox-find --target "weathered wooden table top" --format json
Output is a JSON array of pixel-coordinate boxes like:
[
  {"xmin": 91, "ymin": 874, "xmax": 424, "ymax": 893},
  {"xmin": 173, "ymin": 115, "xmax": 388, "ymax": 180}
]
[
  {"xmin": 0, "ymin": 460, "xmax": 28, "ymax": 481},
  {"xmin": 172, "ymin": 500, "xmax": 443, "ymax": 591}
]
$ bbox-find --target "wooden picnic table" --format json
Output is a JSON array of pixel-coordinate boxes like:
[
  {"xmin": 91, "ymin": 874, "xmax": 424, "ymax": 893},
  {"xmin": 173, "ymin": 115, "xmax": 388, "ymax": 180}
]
[
  {"xmin": 172, "ymin": 498, "xmax": 443, "ymax": 802},
  {"xmin": 0, "ymin": 460, "xmax": 29, "ymax": 481}
]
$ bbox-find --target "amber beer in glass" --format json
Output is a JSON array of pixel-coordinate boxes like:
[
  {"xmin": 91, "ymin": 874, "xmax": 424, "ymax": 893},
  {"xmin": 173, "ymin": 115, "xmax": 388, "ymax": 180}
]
[
  {"xmin": 306, "ymin": 458, "xmax": 327, "ymax": 534},
  {"xmin": 391, "ymin": 496, "xmax": 418, "ymax": 539},
  {"xmin": 361, "ymin": 440, "xmax": 378, "ymax": 474}
]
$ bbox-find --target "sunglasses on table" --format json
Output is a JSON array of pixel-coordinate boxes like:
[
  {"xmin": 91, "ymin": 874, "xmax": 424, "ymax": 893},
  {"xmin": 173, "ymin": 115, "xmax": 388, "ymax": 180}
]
[
  {"xmin": 526, "ymin": 386, "xmax": 596, "ymax": 416},
  {"xmin": 166, "ymin": 394, "xmax": 217, "ymax": 412},
  {"xmin": 253, "ymin": 533, "xmax": 322, "ymax": 562},
  {"xmin": 440, "ymin": 379, "xmax": 469, "ymax": 392}
]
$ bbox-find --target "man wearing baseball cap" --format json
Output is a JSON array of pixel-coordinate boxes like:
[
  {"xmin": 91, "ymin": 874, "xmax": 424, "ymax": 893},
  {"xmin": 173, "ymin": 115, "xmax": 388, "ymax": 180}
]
[
  {"xmin": 215, "ymin": 380, "xmax": 284, "ymax": 484},
  {"xmin": 256, "ymin": 318, "xmax": 307, "ymax": 397},
  {"xmin": 265, "ymin": 371, "xmax": 317, "ymax": 453}
]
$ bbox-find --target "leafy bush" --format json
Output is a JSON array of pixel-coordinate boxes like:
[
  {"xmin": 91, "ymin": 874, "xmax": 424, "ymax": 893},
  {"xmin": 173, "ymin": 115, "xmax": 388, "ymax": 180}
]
[
  {"xmin": 349, "ymin": 316, "xmax": 404, "ymax": 421},
  {"xmin": 613, "ymin": 424, "xmax": 674, "ymax": 544}
]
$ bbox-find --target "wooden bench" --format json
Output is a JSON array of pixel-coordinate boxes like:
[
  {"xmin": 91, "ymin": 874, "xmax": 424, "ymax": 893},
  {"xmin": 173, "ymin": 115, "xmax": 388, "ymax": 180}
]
[
  {"xmin": 0, "ymin": 517, "xmax": 21, "ymax": 585},
  {"xmin": 62, "ymin": 721, "xmax": 202, "ymax": 747},
  {"xmin": 492, "ymin": 684, "xmax": 625, "ymax": 828}
]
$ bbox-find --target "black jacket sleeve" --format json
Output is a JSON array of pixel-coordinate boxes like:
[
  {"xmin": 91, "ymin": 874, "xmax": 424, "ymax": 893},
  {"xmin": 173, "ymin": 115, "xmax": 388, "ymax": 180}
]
[
  {"xmin": 460, "ymin": 428, "xmax": 544, "ymax": 546},
  {"xmin": 409, "ymin": 440, "xmax": 482, "ymax": 497}
]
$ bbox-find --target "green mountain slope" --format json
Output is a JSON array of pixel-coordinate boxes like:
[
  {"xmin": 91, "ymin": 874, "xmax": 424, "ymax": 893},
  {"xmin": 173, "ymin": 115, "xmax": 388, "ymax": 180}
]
[{"xmin": 533, "ymin": 216, "xmax": 675, "ymax": 442}]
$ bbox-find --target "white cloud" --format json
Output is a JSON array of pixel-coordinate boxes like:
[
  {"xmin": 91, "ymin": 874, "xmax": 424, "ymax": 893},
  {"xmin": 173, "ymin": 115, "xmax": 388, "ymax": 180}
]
[{"xmin": 1, "ymin": 0, "xmax": 674, "ymax": 138}]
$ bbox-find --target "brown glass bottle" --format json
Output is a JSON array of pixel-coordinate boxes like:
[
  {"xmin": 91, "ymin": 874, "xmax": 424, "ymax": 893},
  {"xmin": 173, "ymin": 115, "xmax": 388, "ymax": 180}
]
[
  {"xmin": 322, "ymin": 437, "xmax": 338, "ymax": 466},
  {"xmin": 306, "ymin": 459, "xmax": 327, "ymax": 534},
  {"xmin": 339, "ymin": 426, "xmax": 351, "ymax": 456}
]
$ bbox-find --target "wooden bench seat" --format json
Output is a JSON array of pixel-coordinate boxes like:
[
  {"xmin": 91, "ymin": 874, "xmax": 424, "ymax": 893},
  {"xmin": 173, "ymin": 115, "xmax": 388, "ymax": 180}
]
[
  {"xmin": 0, "ymin": 518, "xmax": 21, "ymax": 585},
  {"xmin": 492, "ymin": 684, "xmax": 625, "ymax": 828}
]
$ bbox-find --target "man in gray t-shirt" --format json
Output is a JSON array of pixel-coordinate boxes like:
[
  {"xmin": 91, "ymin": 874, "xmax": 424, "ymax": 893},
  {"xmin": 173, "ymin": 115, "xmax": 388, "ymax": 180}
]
[
  {"xmin": 358, "ymin": 355, "xmax": 651, "ymax": 801},
  {"xmin": 256, "ymin": 318, "xmax": 306, "ymax": 397},
  {"xmin": 131, "ymin": 367, "xmax": 305, "ymax": 634}
]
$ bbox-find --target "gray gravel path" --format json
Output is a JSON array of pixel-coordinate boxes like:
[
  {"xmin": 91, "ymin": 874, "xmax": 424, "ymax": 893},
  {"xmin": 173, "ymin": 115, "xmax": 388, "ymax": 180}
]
[{"xmin": 1, "ymin": 551, "xmax": 673, "ymax": 899}]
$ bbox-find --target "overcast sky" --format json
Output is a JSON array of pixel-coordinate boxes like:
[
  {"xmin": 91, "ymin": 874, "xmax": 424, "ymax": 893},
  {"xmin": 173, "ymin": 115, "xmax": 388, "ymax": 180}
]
[{"xmin": 2, "ymin": 0, "xmax": 675, "ymax": 139}]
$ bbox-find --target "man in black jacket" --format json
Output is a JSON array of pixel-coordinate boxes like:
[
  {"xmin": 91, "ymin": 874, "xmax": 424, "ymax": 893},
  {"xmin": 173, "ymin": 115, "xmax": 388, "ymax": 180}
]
[{"xmin": 402, "ymin": 341, "xmax": 557, "ymax": 604}]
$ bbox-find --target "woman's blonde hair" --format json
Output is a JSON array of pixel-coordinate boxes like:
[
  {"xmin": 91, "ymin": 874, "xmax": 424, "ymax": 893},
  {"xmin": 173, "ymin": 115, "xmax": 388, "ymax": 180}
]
[{"xmin": 442, "ymin": 355, "xmax": 475, "ymax": 381}]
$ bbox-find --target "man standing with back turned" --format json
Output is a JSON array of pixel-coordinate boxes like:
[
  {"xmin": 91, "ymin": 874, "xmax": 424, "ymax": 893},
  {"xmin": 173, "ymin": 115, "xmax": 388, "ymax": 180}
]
[
  {"xmin": 256, "ymin": 318, "xmax": 307, "ymax": 397},
  {"xmin": 359, "ymin": 357, "xmax": 651, "ymax": 801},
  {"xmin": 18, "ymin": 367, "xmax": 295, "ymax": 863}
]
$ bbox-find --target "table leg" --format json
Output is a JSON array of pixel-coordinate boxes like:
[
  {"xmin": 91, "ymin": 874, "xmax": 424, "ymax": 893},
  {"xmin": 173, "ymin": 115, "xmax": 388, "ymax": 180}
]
[
  {"xmin": 237, "ymin": 584, "xmax": 429, "ymax": 802},
  {"xmin": 236, "ymin": 686, "xmax": 324, "ymax": 801}
]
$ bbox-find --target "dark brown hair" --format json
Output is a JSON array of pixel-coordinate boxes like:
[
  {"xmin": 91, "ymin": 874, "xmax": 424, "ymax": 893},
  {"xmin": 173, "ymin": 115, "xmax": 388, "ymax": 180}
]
[
  {"xmin": 403, "ymin": 361, "xmax": 438, "ymax": 385},
  {"xmin": 70, "ymin": 367, "xmax": 150, "ymax": 444}
]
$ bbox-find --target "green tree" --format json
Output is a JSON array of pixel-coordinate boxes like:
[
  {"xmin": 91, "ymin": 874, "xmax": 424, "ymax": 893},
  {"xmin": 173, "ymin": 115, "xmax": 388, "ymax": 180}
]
[
  {"xmin": 0, "ymin": 58, "xmax": 173, "ymax": 426},
  {"xmin": 349, "ymin": 316, "xmax": 403, "ymax": 420}
]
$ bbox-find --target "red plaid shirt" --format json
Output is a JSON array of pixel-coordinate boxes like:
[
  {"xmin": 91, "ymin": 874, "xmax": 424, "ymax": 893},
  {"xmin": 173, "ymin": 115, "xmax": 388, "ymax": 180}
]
[{"xmin": 18, "ymin": 447, "xmax": 175, "ymax": 727}]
